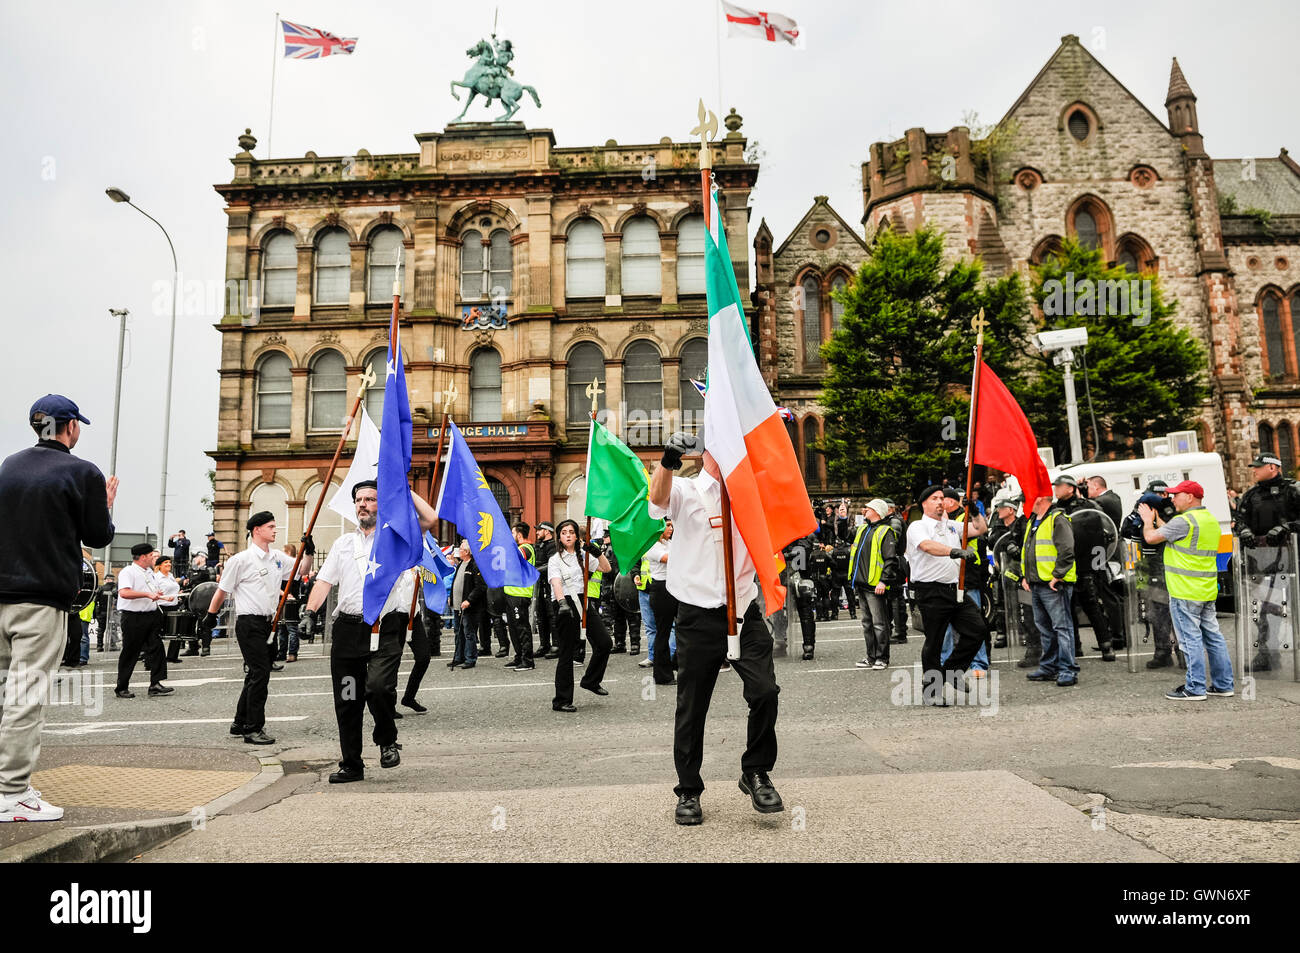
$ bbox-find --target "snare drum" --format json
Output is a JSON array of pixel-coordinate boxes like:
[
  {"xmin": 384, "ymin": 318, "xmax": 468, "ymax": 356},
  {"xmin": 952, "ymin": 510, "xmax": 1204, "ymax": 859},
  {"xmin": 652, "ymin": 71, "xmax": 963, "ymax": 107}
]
[{"xmin": 71, "ymin": 558, "xmax": 98, "ymax": 612}]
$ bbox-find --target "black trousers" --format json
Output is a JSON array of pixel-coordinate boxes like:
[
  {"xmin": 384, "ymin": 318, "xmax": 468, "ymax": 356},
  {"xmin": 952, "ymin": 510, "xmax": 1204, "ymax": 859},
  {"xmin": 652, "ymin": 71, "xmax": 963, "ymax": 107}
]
[
  {"xmin": 1100, "ymin": 576, "xmax": 1127, "ymax": 647},
  {"xmin": 914, "ymin": 581, "xmax": 989, "ymax": 696},
  {"xmin": 889, "ymin": 588, "xmax": 908, "ymax": 639},
  {"xmin": 673, "ymin": 601, "xmax": 779, "ymax": 798},
  {"xmin": 404, "ymin": 612, "xmax": 433, "ymax": 700},
  {"xmin": 63, "ymin": 612, "xmax": 81, "ymax": 667},
  {"xmin": 610, "ymin": 596, "xmax": 641, "ymax": 648},
  {"xmin": 330, "ymin": 615, "xmax": 402, "ymax": 772},
  {"xmin": 234, "ymin": 616, "xmax": 273, "ymax": 731},
  {"xmin": 552, "ymin": 596, "xmax": 611, "ymax": 707},
  {"xmin": 648, "ymin": 579, "xmax": 678, "ymax": 684},
  {"xmin": 116, "ymin": 611, "xmax": 167, "ymax": 691},
  {"xmin": 506, "ymin": 594, "xmax": 534, "ymax": 665},
  {"xmin": 1071, "ymin": 570, "xmax": 1112, "ymax": 648},
  {"xmin": 830, "ymin": 576, "xmax": 854, "ymax": 615},
  {"xmin": 794, "ymin": 597, "xmax": 816, "ymax": 645},
  {"xmin": 533, "ymin": 588, "xmax": 554, "ymax": 653}
]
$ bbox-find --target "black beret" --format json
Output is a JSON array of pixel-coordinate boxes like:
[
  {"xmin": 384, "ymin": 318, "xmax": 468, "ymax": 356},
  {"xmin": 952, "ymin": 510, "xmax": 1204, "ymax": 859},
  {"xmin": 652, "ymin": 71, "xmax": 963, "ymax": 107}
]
[
  {"xmin": 351, "ymin": 479, "xmax": 378, "ymax": 501},
  {"xmin": 131, "ymin": 542, "xmax": 154, "ymax": 557},
  {"xmin": 919, "ymin": 485, "xmax": 945, "ymax": 503},
  {"xmin": 246, "ymin": 510, "xmax": 275, "ymax": 533}
]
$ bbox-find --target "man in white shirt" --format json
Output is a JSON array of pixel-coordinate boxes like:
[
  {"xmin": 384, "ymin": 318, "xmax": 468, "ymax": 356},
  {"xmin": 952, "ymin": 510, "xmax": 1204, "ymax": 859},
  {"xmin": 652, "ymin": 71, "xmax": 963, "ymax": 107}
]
[
  {"xmin": 649, "ymin": 433, "xmax": 782, "ymax": 826},
  {"xmin": 114, "ymin": 543, "xmax": 173, "ymax": 699},
  {"xmin": 199, "ymin": 511, "xmax": 294, "ymax": 745},
  {"xmin": 301, "ymin": 479, "xmax": 438, "ymax": 783},
  {"xmin": 905, "ymin": 485, "xmax": 990, "ymax": 706}
]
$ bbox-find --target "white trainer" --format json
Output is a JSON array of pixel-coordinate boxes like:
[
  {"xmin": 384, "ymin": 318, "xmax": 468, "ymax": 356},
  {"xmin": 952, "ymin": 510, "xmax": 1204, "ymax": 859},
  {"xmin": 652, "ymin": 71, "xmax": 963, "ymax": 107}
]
[
  {"xmin": 872, "ymin": 660, "xmax": 888, "ymax": 670},
  {"xmin": 0, "ymin": 787, "xmax": 65, "ymax": 822},
  {"xmin": 637, "ymin": 657, "xmax": 653, "ymax": 668}
]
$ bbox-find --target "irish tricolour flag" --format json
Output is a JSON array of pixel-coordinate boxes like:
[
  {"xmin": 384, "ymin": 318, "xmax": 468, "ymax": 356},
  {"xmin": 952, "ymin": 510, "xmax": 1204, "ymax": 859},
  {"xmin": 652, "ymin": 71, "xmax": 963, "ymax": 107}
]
[{"xmin": 704, "ymin": 183, "xmax": 817, "ymax": 613}]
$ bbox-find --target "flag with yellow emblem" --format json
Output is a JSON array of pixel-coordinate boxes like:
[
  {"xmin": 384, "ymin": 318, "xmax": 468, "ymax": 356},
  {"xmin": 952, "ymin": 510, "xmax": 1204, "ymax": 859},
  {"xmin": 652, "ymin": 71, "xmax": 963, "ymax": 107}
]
[
  {"xmin": 584, "ymin": 418, "xmax": 665, "ymax": 570},
  {"xmin": 434, "ymin": 420, "xmax": 538, "ymax": 590}
]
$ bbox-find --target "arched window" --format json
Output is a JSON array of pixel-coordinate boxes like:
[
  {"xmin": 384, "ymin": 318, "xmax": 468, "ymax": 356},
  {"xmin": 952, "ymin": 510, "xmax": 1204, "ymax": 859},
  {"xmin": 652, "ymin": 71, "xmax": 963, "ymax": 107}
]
[
  {"xmin": 801, "ymin": 275, "xmax": 822, "ymax": 365},
  {"xmin": 621, "ymin": 217, "xmax": 662, "ymax": 296},
  {"xmin": 363, "ymin": 350, "xmax": 386, "ymax": 421},
  {"xmin": 803, "ymin": 417, "xmax": 820, "ymax": 481},
  {"xmin": 308, "ymin": 349, "xmax": 346, "ymax": 431},
  {"xmin": 567, "ymin": 343, "xmax": 606, "ymax": 424},
  {"xmin": 1262, "ymin": 293, "xmax": 1286, "ymax": 377},
  {"xmin": 366, "ymin": 226, "xmax": 403, "ymax": 303},
  {"xmin": 1067, "ymin": 109, "xmax": 1091, "ymax": 142},
  {"xmin": 566, "ymin": 475, "xmax": 586, "ymax": 522},
  {"xmin": 459, "ymin": 228, "xmax": 513, "ymax": 302},
  {"xmin": 1117, "ymin": 246, "xmax": 1139, "ymax": 273},
  {"xmin": 1258, "ymin": 423, "xmax": 1275, "ymax": 459},
  {"xmin": 486, "ymin": 476, "xmax": 514, "ymax": 522},
  {"xmin": 313, "ymin": 228, "xmax": 350, "ymax": 305},
  {"xmin": 1279, "ymin": 423, "xmax": 1295, "ymax": 475},
  {"xmin": 679, "ymin": 338, "xmax": 707, "ymax": 419},
  {"xmin": 1030, "ymin": 235, "xmax": 1065, "ymax": 266},
  {"xmin": 248, "ymin": 482, "xmax": 288, "ymax": 538},
  {"xmin": 830, "ymin": 274, "xmax": 848, "ymax": 334},
  {"xmin": 254, "ymin": 352, "xmax": 292, "ymax": 433},
  {"xmin": 261, "ymin": 232, "xmax": 297, "ymax": 307},
  {"xmin": 304, "ymin": 482, "xmax": 345, "ymax": 552},
  {"xmin": 566, "ymin": 219, "xmax": 606, "ymax": 298},
  {"xmin": 676, "ymin": 214, "xmax": 706, "ymax": 294},
  {"xmin": 1075, "ymin": 208, "xmax": 1099, "ymax": 250},
  {"xmin": 624, "ymin": 341, "xmax": 662, "ymax": 444},
  {"xmin": 470, "ymin": 348, "xmax": 502, "ymax": 422}
]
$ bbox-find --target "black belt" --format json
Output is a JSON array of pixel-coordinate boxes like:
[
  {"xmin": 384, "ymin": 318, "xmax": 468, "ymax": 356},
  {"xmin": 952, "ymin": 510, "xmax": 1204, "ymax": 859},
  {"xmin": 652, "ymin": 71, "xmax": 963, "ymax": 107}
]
[
  {"xmin": 240, "ymin": 614, "xmax": 272, "ymax": 621},
  {"xmin": 336, "ymin": 611, "xmax": 408, "ymax": 626},
  {"xmin": 913, "ymin": 580, "xmax": 958, "ymax": 588}
]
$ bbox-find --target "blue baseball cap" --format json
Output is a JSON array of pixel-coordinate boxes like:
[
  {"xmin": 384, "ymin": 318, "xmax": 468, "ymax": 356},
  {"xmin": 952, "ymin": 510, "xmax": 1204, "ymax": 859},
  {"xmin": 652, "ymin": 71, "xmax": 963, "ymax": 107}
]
[{"xmin": 30, "ymin": 394, "xmax": 90, "ymax": 426}]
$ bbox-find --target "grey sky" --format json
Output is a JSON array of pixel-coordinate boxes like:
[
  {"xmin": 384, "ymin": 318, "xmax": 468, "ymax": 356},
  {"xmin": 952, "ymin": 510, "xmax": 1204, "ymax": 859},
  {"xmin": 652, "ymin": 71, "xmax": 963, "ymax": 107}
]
[{"xmin": 3, "ymin": 0, "xmax": 1296, "ymax": 544}]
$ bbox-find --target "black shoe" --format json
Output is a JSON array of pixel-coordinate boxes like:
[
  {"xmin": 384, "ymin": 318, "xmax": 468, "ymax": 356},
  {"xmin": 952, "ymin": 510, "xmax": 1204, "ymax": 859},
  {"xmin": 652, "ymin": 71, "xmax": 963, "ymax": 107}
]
[
  {"xmin": 447, "ymin": 660, "xmax": 460, "ymax": 669},
  {"xmin": 630, "ymin": 644, "xmax": 640, "ymax": 655},
  {"xmin": 229, "ymin": 722, "xmax": 245, "ymax": 736},
  {"xmin": 114, "ymin": 689, "xmax": 134, "ymax": 699},
  {"xmin": 654, "ymin": 676, "xmax": 677, "ymax": 685},
  {"xmin": 1146, "ymin": 653, "xmax": 1174, "ymax": 669},
  {"xmin": 459, "ymin": 662, "xmax": 476, "ymax": 669},
  {"xmin": 270, "ymin": 662, "xmax": 285, "ymax": 672},
  {"xmin": 200, "ymin": 647, "xmax": 210, "ymax": 657},
  {"xmin": 993, "ymin": 635, "xmax": 1008, "ymax": 649},
  {"xmin": 802, "ymin": 645, "xmax": 814, "ymax": 661},
  {"xmin": 1101, "ymin": 646, "xmax": 1117, "ymax": 661},
  {"xmin": 1016, "ymin": 655, "xmax": 1042, "ymax": 669},
  {"xmin": 329, "ymin": 766, "xmax": 364, "ymax": 784},
  {"xmin": 494, "ymin": 648, "xmax": 509, "ymax": 658},
  {"xmin": 274, "ymin": 654, "xmax": 287, "ymax": 662},
  {"xmin": 243, "ymin": 730, "xmax": 275, "ymax": 745},
  {"xmin": 583, "ymin": 684, "xmax": 609, "ymax": 696},
  {"xmin": 401, "ymin": 697, "xmax": 427, "ymax": 713},
  {"xmin": 167, "ymin": 656, "xmax": 182, "ymax": 664},
  {"xmin": 148, "ymin": 684, "xmax": 174, "ymax": 696},
  {"xmin": 890, "ymin": 636, "xmax": 908, "ymax": 645},
  {"xmin": 513, "ymin": 662, "xmax": 536, "ymax": 671},
  {"xmin": 1025, "ymin": 670, "xmax": 1055, "ymax": 681},
  {"xmin": 1056, "ymin": 677, "xmax": 1078, "ymax": 687},
  {"xmin": 380, "ymin": 744, "xmax": 400, "ymax": 768},
  {"xmin": 738, "ymin": 771, "xmax": 784, "ymax": 814},
  {"xmin": 544, "ymin": 649, "xmax": 560, "ymax": 660},
  {"xmin": 675, "ymin": 794, "xmax": 703, "ymax": 825},
  {"xmin": 392, "ymin": 710, "xmax": 403, "ymax": 720},
  {"xmin": 552, "ymin": 703, "xmax": 577, "ymax": 712}
]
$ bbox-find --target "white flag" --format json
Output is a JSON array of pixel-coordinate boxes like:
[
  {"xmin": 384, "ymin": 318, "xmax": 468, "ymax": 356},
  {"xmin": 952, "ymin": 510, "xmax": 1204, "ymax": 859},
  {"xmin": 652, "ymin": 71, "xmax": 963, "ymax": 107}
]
[
  {"xmin": 327, "ymin": 407, "xmax": 381, "ymax": 526},
  {"xmin": 721, "ymin": 2, "xmax": 802, "ymax": 46}
]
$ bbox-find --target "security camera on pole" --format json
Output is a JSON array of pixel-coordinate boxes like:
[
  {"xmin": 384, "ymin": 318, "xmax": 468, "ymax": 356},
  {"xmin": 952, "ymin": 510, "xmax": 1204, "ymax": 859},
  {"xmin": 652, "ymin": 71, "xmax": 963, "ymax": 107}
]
[{"xmin": 1034, "ymin": 327, "xmax": 1089, "ymax": 465}]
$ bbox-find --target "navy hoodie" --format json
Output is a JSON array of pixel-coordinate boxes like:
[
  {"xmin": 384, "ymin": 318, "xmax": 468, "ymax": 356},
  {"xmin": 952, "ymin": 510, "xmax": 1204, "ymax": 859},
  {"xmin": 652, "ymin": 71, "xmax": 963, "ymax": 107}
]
[{"xmin": 0, "ymin": 440, "xmax": 115, "ymax": 610}]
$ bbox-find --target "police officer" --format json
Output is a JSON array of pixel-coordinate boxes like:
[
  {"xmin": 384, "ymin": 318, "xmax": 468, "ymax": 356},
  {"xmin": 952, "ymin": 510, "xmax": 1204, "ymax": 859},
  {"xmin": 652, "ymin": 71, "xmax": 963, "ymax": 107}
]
[
  {"xmin": 986, "ymin": 492, "xmax": 1028, "ymax": 651},
  {"xmin": 532, "ymin": 522, "xmax": 558, "ymax": 659},
  {"xmin": 503, "ymin": 522, "xmax": 536, "ymax": 671},
  {"xmin": 1121, "ymin": 480, "xmax": 1178, "ymax": 668},
  {"xmin": 785, "ymin": 536, "xmax": 818, "ymax": 659},
  {"xmin": 885, "ymin": 501, "xmax": 910, "ymax": 644},
  {"xmin": 605, "ymin": 545, "xmax": 642, "ymax": 655},
  {"xmin": 809, "ymin": 543, "xmax": 832, "ymax": 621},
  {"xmin": 1234, "ymin": 452, "xmax": 1300, "ymax": 671},
  {"xmin": 829, "ymin": 538, "xmax": 854, "ymax": 619},
  {"xmin": 1051, "ymin": 474, "xmax": 1116, "ymax": 660}
]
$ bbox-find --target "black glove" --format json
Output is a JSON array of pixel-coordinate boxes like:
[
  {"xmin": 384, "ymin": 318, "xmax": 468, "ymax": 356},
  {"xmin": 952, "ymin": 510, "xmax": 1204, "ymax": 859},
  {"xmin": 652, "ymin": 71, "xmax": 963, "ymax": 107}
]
[
  {"xmin": 1237, "ymin": 529, "xmax": 1255, "ymax": 548},
  {"xmin": 661, "ymin": 431, "xmax": 697, "ymax": 471},
  {"xmin": 199, "ymin": 611, "xmax": 218, "ymax": 636},
  {"xmin": 949, "ymin": 547, "xmax": 977, "ymax": 562},
  {"xmin": 300, "ymin": 610, "xmax": 318, "ymax": 639},
  {"xmin": 1266, "ymin": 525, "xmax": 1289, "ymax": 544},
  {"xmin": 556, "ymin": 600, "xmax": 574, "ymax": 620},
  {"xmin": 583, "ymin": 541, "xmax": 602, "ymax": 558},
  {"xmin": 300, "ymin": 533, "xmax": 315, "ymax": 557}
]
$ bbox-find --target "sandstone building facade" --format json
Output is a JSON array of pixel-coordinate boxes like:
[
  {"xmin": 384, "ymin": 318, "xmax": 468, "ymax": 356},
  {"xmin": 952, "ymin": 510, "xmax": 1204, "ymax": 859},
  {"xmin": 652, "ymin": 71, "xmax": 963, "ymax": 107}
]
[{"xmin": 209, "ymin": 118, "xmax": 757, "ymax": 554}]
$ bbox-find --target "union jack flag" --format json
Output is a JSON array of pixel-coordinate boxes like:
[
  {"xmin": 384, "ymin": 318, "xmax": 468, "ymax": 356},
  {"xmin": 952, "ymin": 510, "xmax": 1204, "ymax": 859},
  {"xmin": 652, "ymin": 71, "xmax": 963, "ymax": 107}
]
[{"xmin": 281, "ymin": 19, "xmax": 357, "ymax": 59}]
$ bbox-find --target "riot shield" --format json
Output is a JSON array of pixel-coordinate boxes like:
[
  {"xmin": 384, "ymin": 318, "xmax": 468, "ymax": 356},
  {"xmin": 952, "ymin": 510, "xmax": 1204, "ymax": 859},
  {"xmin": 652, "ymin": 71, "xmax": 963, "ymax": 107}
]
[
  {"xmin": 613, "ymin": 572, "xmax": 640, "ymax": 615},
  {"xmin": 1123, "ymin": 540, "xmax": 1182, "ymax": 675},
  {"xmin": 991, "ymin": 533, "xmax": 1033, "ymax": 666},
  {"xmin": 1234, "ymin": 535, "xmax": 1300, "ymax": 683}
]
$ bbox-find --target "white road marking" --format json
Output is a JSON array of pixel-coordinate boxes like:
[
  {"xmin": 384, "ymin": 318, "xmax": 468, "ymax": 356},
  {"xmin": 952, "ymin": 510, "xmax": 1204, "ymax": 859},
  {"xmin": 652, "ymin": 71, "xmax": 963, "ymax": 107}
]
[{"xmin": 42, "ymin": 715, "xmax": 311, "ymax": 735}]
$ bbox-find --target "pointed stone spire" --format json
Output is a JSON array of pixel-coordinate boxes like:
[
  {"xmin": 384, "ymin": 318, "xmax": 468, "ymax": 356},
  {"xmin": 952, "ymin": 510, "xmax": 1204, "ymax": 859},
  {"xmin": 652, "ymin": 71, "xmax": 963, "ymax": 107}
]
[{"xmin": 1166, "ymin": 58, "xmax": 1194, "ymax": 105}]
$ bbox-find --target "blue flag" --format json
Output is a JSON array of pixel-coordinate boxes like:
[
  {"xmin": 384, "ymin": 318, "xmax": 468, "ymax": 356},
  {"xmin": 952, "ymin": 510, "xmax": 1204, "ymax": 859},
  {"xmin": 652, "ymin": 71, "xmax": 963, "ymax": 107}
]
[
  {"xmin": 362, "ymin": 321, "xmax": 423, "ymax": 624},
  {"xmin": 419, "ymin": 532, "xmax": 456, "ymax": 614},
  {"xmin": 435, "ymin": 421, "xmax": 539, "ymax": 590}
]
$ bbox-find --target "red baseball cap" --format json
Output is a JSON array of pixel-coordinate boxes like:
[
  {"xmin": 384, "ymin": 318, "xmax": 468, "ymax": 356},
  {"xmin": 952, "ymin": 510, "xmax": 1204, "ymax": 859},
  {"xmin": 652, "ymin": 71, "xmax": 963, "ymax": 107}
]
[{"xmin": 1167, "ymin": 480, "xmax": 1205, "ymax": 498}]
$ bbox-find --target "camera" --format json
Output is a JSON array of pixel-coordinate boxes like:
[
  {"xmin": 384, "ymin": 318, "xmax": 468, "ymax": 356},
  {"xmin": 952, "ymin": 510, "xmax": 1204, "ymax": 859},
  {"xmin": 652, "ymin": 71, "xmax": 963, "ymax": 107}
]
[{"xmin": 1034, "ymin": 327, "xmax": 1088, "ymax": 351}]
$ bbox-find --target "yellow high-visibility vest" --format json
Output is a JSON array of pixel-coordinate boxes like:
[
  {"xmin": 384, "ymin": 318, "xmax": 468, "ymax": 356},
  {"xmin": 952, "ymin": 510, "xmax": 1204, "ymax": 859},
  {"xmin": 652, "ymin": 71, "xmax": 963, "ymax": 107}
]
[
  {"xmin": 1163, "ymin": 507, "xmax": 1220, "ymax": 602},
  {"xmin": 1021, "ymin": 511, "xmax": 1077, "ymax": 583}
]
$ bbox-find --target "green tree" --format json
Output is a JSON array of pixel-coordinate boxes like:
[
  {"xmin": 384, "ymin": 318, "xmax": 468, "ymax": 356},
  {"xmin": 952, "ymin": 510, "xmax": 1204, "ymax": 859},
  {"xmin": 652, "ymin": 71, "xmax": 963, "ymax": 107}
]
[
  {"xmin": 1023, "ymin": 239, "xmax": 1207, "ymax": 460},
  {"xmin": 821, "ymin": 226, "xmax": 1031, "ymax": 501}
]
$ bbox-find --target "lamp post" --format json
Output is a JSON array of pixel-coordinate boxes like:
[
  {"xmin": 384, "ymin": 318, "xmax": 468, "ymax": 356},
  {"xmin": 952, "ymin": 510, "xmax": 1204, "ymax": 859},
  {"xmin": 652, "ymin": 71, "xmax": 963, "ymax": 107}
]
[
  {"xmin": 107, "ymin": 187, "xmax": 178, "ymax": 548},
  {"xmin": 107, "ymin": 308, "xmax": 129, "ymax": 514}
]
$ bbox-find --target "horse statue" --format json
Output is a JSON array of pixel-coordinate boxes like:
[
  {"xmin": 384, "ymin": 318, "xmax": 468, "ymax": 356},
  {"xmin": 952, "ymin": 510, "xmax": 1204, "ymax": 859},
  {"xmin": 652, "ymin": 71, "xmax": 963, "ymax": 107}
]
[{"xmin": 449, "ymin": 38, "xmax": 541, "ymax": 123}]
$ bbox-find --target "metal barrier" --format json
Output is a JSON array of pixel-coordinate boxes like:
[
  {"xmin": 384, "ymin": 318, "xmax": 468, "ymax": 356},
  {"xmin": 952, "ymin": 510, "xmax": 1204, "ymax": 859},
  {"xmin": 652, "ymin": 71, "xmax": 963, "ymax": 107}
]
[{"xmin": 1234, "ymin": 535, "xmax": 1300, "ymax": 683}]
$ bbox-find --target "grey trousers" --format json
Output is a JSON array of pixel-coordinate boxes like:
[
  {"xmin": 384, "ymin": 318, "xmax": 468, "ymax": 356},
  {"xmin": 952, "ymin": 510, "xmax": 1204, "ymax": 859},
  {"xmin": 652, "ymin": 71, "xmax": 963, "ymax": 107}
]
[
  {"xmin": 859, "ymin": 589, "xmax": 892, "ymax": 663},
  {"xmin": 0, "ymin": 603, "xmax": 66, "ymax": 797}
]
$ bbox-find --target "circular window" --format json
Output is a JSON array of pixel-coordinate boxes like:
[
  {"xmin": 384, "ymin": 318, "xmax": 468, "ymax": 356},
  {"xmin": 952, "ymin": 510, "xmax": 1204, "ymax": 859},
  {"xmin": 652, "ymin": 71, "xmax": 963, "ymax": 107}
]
[
  {"xmin": 1247, "ymin": 256, "xmax": 1260, "ymax": 270},
  {"xmin": 1068, "ymin": 110, "xmax": 1090, "ymax": 142},
  {"xmin": 814, "ymin": 229, "xmax": 831, "ymax": 244},
  {"xmin": 1277, "ymin": 257, "xmax": 1290, "ymax": 270}
]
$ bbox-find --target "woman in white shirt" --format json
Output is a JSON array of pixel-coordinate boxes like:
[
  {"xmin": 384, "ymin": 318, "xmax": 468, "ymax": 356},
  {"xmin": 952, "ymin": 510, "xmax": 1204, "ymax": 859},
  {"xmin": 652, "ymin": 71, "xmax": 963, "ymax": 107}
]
[{"xmin": 547, "ymin": 519, "xmax": 612, "ymax": 712}]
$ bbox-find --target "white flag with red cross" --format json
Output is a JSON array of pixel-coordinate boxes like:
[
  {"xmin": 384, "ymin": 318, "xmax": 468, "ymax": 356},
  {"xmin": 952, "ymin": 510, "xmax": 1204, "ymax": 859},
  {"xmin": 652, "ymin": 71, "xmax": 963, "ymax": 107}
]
[{"xmin": 721, "ymin": 2, "xmax": 802, "ymax": 46}]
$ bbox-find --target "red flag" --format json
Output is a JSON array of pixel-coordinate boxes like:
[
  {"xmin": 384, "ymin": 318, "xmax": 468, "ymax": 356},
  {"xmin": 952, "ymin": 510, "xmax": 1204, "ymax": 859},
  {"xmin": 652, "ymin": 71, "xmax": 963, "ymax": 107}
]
[{"xmin": 972, "ymin": 361, "xmax": 1052, "ymax": 510}]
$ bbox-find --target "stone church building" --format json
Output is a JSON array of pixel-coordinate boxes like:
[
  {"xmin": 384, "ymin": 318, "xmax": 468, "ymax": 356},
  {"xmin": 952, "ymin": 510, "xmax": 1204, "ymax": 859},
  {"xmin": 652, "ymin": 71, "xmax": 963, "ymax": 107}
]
[
  {"xmin": 755, "ymin": 34, "xmax": 1300, "ymax": 491},
  {"xmin": 208, "ymin": 116, "xmax": 757, "ymax": 553}
]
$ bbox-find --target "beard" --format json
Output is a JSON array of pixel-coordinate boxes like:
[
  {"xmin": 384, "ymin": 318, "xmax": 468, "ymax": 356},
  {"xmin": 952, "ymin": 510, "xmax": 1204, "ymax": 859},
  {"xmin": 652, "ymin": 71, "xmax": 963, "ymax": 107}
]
[{"xmin": 359, "ymin": 512, "xmax": 377, "ymax": 530}]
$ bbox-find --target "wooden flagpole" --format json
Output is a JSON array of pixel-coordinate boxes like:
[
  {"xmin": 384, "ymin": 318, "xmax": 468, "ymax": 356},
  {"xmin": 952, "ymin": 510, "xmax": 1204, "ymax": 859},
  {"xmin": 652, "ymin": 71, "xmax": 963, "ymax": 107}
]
[
  {"xmin": 693, "ymin": 99, "xmax": 740, "ymax": 657},
  {"xmin": 957, "ymin": 307, "xmax": 987, "ymax": 601},
  {"xmin": 404, "ymin": 390, "xmax": 456, "ymax": 633}
]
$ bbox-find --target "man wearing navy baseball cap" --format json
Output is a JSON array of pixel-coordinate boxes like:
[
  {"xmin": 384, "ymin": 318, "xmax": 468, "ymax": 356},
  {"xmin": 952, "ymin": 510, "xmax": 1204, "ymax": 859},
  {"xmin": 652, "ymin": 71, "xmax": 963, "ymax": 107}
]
[{"xmin": 0, "ymin": 395, "xmax": 116, "ymax": 821}]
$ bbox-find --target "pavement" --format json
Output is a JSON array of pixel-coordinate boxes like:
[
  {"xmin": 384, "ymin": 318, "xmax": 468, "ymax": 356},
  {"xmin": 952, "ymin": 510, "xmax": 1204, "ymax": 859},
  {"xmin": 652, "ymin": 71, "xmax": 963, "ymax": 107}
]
[{"xmin": 6, "ymin": 615, "xmax": 1300, "ymax": 863}]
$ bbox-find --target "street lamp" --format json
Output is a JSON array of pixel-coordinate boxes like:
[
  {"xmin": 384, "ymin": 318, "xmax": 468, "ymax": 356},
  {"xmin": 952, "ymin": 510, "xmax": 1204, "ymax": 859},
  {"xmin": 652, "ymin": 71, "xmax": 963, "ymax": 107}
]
[{"xmin": 106, "ymin": 187, "xmax": 179, "ymax": 549}]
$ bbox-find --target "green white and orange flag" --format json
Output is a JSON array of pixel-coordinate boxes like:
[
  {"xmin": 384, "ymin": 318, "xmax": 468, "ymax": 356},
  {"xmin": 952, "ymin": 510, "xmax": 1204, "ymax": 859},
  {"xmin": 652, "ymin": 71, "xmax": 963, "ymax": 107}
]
[{"xmin": 703, "ymin": 182, "xmax": 816, "ymax": 612}]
